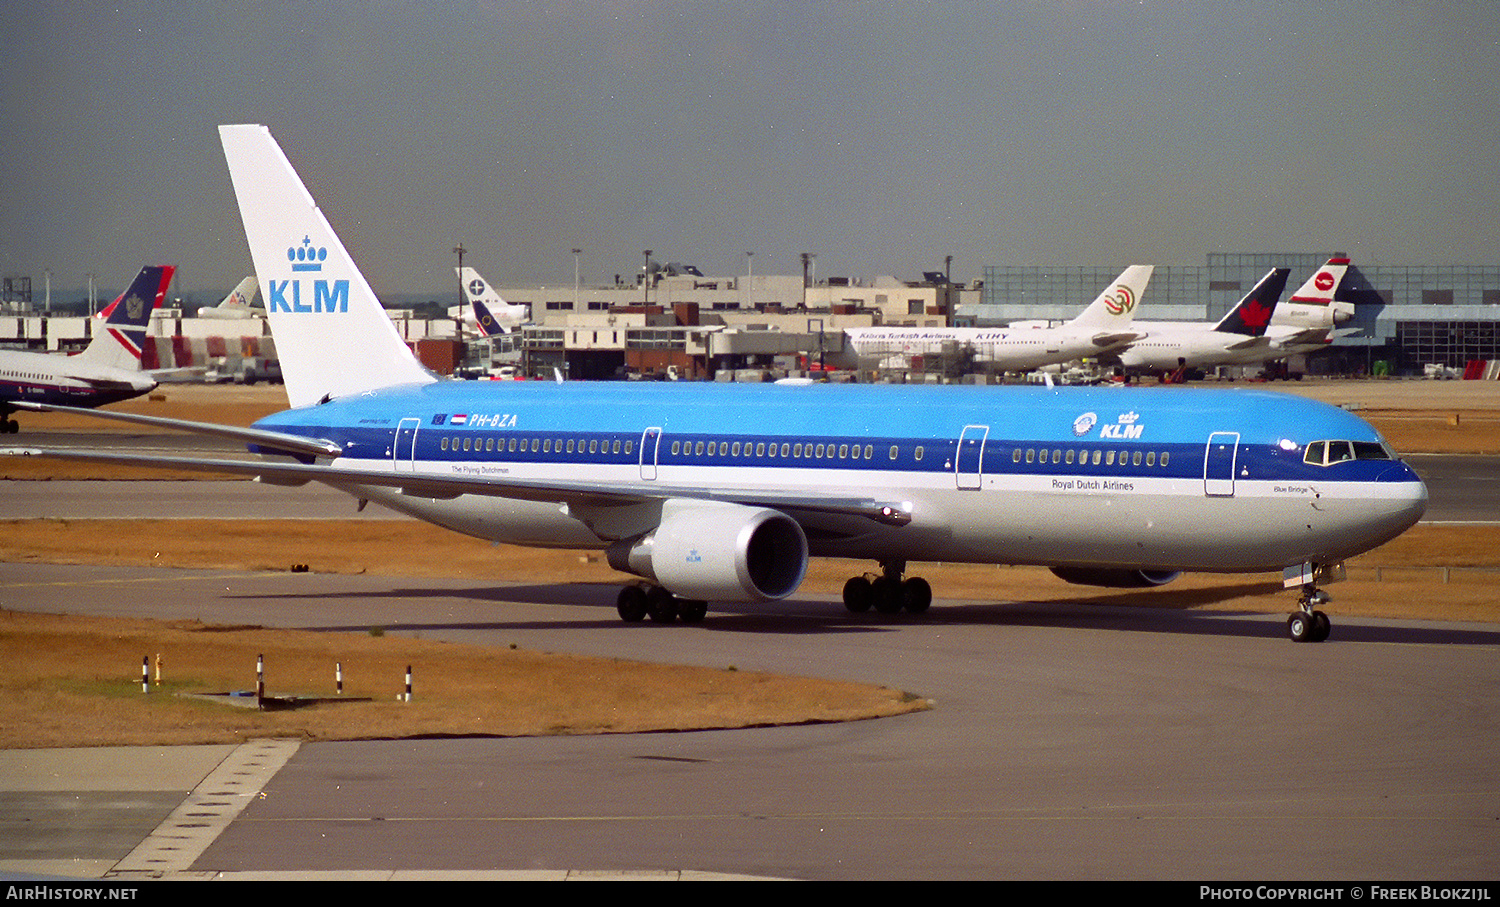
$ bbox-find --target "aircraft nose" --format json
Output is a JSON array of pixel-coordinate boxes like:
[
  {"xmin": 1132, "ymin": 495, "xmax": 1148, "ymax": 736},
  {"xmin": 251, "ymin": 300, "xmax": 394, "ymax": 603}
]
[{"xmin": 1383, "ymin": 460, "xmax": 1429, "ymax": 526}]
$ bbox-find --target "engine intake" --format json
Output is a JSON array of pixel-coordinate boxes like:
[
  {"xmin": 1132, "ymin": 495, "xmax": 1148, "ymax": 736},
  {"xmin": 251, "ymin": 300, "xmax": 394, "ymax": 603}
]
[
  {"xmin": 607, "ymin": 499, "xmax": 808, "ymax": 602},
  {"xmin": 1050, "ymin": 567, "xmax": 1182, "ymax": 588}
]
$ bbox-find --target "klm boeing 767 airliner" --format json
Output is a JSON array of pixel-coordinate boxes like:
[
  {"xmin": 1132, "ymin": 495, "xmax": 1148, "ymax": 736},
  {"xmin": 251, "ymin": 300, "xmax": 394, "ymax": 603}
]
[{"xmin": 5, "ymin": 125, "xmax": 1428, "ymax": 642}]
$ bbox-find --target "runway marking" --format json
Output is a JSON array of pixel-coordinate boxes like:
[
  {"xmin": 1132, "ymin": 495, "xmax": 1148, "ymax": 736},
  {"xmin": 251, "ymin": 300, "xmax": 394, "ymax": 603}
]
[
  {"xmin": 0, "ymin": 571, "xmax": 283, "ymax": 589},
  {"xmin": 110, "ymin": 738, "xmax": 299, "ymax": 876}
]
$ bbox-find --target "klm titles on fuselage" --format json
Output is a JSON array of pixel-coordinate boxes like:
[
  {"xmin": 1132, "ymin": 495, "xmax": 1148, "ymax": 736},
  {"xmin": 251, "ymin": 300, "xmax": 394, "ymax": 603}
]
[{"xmin": 269, "ymin": 238, "xmax": 349, "ymax": 313}]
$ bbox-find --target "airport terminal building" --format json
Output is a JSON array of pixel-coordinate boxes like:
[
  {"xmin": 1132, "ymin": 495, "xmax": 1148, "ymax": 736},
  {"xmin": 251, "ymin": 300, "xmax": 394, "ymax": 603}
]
[{"xmin": 962, "ymin": 253, "xmax": 1500, "ymax": 375}]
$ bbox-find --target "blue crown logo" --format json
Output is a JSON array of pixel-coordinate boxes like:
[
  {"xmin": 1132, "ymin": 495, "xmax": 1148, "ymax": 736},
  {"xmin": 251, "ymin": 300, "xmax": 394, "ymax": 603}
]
[{"xmin": 288, "ymin": 236, "xmax": 328, "ymax": 272}]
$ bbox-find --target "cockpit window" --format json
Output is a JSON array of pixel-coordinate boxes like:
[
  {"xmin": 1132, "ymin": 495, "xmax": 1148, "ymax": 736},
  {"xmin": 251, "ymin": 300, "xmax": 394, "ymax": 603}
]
[{"xmin": 1304, "ymin": 439, "xmax": 1394, "ymax": 466}]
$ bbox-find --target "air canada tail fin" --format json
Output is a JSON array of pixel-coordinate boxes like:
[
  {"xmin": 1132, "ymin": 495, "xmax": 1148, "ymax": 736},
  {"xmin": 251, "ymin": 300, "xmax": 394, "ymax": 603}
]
[
  {"xmin": 78, "ymin": 265, "xmax": 173, "ymax": 369},
  {"xmin": 219, "ymin": 124, "xmax": 436, "ymax": 409},
  {"xmin": 1214, "ymin": 268, "xmax": 1289, "ymax": 336},
  {"xmin": 1066, "ymin": 265, "xmax": 1154, "ymax": 329}
]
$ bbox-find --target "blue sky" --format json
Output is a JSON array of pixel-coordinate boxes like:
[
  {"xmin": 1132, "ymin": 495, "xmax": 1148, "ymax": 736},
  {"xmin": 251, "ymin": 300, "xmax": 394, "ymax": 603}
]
[{"xmin": 2, "ymin": 1, "xmax": 1497, "ymax": 299}]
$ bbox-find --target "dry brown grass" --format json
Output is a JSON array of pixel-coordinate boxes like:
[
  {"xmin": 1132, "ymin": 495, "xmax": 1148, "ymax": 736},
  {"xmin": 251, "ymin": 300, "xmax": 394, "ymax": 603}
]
[{"xmin": 0, "ymin": 610, "xmax": 925, "ymax": 750}]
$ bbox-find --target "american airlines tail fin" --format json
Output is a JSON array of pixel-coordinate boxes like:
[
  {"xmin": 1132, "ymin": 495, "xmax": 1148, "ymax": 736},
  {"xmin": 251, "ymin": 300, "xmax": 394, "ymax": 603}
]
[
  {"xmin": 198, "ymin": 276, "xmax": 262, "ymax": 319},
  {"xmin": 1213, "ymin": 268, "xmax": 1289, "ymax": 336},
  {"xmin": 1066, "ymin": 265, "xmax": 1154, "ymax": 329},
  {"xmin": 78, "ymin": 265, "xmax": 173, "ymax": 370},
  {"xmin": 219, "ymin": 124, "xmax": 436, "ymax": 409}
]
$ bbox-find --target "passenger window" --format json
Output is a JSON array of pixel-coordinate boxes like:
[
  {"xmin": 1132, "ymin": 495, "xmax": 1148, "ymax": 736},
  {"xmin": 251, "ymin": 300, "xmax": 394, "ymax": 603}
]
[
  {"xmin": 1013, "ymin": 449, "xmax": 1022, "ymax": 464},
  {"xmin": 1132, "ymin": 451, "xmax": 1142, "ymax": 466},
  {"xmin": 1106, "ymin": 450, "xmax": 1115, "ymax": 466},
  {"xmin": 890, "ymin": 445, "xmax": 899, "ymax": 460},
  {"xmin": 915, "ymin": 446, "xmax": 924, "ymax": 461},
  {"xmin": 625, "ymin": 440, "xmax": 633, "ymax": 455},
  {"xmin": 1146, "ymin": 451, "xmax": 1155, "ymax": 467},
  {"xmin": 864, "ymin": 445, "xmax": 873, "ymax": 459},
  {"xmin": 1051, "ymin": 450, "xmax": 1061, "ymax": 464},
  {"xmin": 671, "ymin": 441, "xmax": 681, "ymax": 455},
  {"xmin": 1065, "ymin": 449, "xmax": 1075, "ymax": 465},
  {"xmin": 1161, "ymin": 452, "xmax": 1169, "ymax": 467},
  {"xmin": 839, "ymin": 444, "xmax": 848, "ymax": 458},
  {"xmin": 1092, "ymin": 449, "xmax": 1102, "ymax": 466},
  {"xmin": 1026, "ymin": 449, "xmax": 1035, "ymax": 464},
  {"xmin": 756, "ymin": 443, "xmax": 766, "ymax": 457}
]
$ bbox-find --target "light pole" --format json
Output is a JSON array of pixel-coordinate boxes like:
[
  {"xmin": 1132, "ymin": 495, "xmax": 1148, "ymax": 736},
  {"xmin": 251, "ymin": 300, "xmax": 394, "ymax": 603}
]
[
  {"xmin": 453, "ymin": 245, "xmax": 466, "ymax": 308},
  {"xmin": 571, "ymin": 248, "xmax": 581, "ymax": 312},
  {"xmin": 643, "ymin": 250, "xmax": 652, "ymax": 306}
]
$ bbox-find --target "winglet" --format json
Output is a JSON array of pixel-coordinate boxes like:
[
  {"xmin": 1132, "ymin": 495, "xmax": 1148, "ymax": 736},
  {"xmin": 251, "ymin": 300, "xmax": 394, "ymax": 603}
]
[{"xmin": 219, "ymin": 125, "xmax": 436, "ymax": 409}]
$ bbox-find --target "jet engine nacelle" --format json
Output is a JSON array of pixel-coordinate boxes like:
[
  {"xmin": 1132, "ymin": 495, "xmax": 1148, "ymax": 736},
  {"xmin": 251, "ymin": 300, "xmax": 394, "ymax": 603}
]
[
  {"xmin": 606, "ymin": 500, "xmax": 808, "ymax": 602},
  {"xmin": 1050, "ymin": 567, "xmax": 1182, "ymax": 588}
]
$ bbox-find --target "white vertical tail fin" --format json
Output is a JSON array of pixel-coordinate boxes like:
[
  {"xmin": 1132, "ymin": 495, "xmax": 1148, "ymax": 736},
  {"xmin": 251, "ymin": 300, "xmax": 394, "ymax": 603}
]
[
  {"xmin": 1276, "ymin": 258, "xmax": 1351, "ymax": 330},
  {"xmin": 219, "ymin": 124, "xmax": 435, "ymax": 409},
  {"xmin": 222, "ymin": 276, "xmax": 259, "ymax": 310},
  {"xmin": 1067, "ymin": 265, "xmax": 1154, "ymax": 329}
]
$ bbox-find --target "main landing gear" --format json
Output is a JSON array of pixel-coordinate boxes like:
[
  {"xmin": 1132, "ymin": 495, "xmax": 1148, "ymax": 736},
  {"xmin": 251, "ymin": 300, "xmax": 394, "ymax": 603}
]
[
  {"xmin": 842, "ymin": 560, "xmax": 932, "ymax": 615},
  {"xmin": 1287, "ymin": 586, "xmax": 1332, "ymax": 643},
  {"xmin": 616, "ymin": 584, "xmax": 707, "ymax": 624}
]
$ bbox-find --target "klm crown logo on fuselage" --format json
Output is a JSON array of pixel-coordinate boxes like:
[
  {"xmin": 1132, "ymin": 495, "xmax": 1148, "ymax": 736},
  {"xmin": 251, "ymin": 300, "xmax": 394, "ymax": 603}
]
[
  {"xmin": 1099, "ymin": 410, "xmax": 1144, "ymax": 440},
  {"xmin": 268, "ymin": 236, "xmax": 349, "ymax": 313}
]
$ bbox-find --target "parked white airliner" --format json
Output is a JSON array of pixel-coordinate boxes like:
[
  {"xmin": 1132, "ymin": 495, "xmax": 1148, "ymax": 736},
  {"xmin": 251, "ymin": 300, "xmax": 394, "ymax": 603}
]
[
  {"xmin": 197, "ymin": 276, "xmax": 263, "ymax": 319},
  {"xmin": 1115, "ymin": 268, "xmax": 1290, "ymax": 372},
  {"xmin": 0, "ymin": 265, "xmax": 172, "ymax": 433},
  {"xmin": 455, "ymin": 266, "xmax": 527, "ymax": 336},
  {"xmin": 4, "ymin": 127, "xmax": 1427, "ymax": 643},
  {"xmin": 835, "ymin": 266, "xmax": 1152, "ymax": 372}
]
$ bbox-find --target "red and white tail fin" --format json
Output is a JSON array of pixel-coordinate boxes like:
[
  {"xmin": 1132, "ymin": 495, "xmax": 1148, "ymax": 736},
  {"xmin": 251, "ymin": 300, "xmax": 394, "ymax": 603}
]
[
  {"xmin": 78, "ymin": 265, "xmax": 173, "ymax": 370},
  {"xmin": 1275, "ymin": 258, "xmax": 1350, "ymax": 329}
]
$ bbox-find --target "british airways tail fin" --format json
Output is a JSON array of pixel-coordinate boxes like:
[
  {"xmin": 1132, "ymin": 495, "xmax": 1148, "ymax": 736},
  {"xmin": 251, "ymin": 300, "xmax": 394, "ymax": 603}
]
[
  {"xmin": 1066, "ymin": 265, "xmax": 1154, "ymax": 329},
  {"xmin": 1213, "ymin": 268, "xmax": 1289, "ymax": 336},
  {"xmin": 78, "ymin": 265, "xmax": 173, "ymax": 369},
  {"xmin": 219, "ymin": 124, "xmax": 436, "ymax": 409}
]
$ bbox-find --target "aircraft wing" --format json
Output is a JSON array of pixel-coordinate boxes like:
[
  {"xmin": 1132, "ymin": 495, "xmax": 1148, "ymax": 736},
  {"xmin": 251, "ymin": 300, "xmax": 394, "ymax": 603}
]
[
  {"xmin": 9, "ymin": 401, "xmax": 343, "ymax": 458},
  {"xmin": 1224, "ymin": 336, "xmax": 1275, "ymax": 351},
  {"xmin": 1089, "ymin": 331, "xmax": 1147, "ymax": 348},
  {"xmin": 1, "ymin": 445, "xmax": 913, "ymax": 527}
]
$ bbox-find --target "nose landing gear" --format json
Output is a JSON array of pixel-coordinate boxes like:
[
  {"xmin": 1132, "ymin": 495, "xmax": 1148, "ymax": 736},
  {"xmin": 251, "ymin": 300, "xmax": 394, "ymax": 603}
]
[{"xmin": 1288, "ymin": 586, "xmax": 1331, "ymax": 643}]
